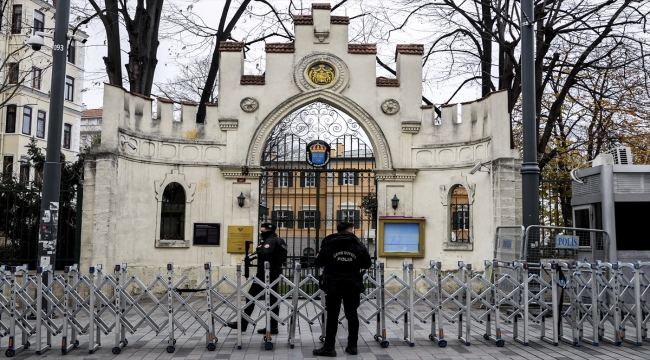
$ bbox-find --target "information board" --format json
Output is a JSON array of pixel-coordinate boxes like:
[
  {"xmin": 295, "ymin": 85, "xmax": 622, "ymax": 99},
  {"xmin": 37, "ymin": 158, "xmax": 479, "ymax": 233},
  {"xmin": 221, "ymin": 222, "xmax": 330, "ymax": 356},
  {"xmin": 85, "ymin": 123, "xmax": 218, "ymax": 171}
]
[
  {"xmin": 227, "ymin": 226, "xmax": 255, "ymax": 253},
  {"xmin": 193, "ymin": 223, "xmax": 221, "ymax": 245},
  {"xmin": 378, "ymin": 218, "xmax": 425, "ymax": 257}
]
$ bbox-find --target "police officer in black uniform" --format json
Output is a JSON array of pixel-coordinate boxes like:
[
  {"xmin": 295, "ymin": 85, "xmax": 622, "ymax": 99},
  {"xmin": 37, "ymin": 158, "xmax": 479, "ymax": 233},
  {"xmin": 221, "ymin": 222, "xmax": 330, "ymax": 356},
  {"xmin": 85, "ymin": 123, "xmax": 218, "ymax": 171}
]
[
  {"xmin": 313, "ymin": 222, "xmax": 372, "ymax": 357},
  {"xmin": 228, "ymin": 222, "xmax": 288, "ymax": 334}
]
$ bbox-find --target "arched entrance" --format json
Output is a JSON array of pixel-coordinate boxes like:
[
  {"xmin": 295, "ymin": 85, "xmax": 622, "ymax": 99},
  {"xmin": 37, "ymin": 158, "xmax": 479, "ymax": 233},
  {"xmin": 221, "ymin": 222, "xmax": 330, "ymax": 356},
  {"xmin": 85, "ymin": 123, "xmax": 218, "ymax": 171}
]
[{"xmin": 259, "ymin": 102, "xmax": 377, "ymax": 281}]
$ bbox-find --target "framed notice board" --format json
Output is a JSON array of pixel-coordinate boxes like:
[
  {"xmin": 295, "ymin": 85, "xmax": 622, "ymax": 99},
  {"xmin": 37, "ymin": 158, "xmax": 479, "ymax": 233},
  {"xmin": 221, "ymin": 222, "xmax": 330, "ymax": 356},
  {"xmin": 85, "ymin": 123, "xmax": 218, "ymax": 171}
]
[
  {"xmin": 227, "ymin": 226, "xmax": 255, "ymax": 253},
  {"xmin": 378, "ymin": 218, "xmax": 425, "ymax": 257},
  {"xmin": 193, "ymin": 223, "xmax": 221, "ymax": 245}
]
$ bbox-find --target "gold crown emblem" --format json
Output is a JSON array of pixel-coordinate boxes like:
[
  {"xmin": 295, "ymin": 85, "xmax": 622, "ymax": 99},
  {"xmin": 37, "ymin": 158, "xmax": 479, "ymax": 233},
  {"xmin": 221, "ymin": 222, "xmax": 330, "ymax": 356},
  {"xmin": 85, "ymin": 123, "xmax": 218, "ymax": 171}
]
[{"xmin": 310, "ymin": 143, "xmax": 327, "ymax": 153}]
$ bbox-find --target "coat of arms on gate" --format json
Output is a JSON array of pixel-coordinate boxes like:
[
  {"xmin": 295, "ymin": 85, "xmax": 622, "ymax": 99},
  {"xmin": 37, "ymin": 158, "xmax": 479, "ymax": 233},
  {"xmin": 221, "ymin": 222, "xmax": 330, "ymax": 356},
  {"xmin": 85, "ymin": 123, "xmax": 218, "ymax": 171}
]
[
  {"xmin": 306, "ymin": 140, "xmax": 331, "ymax": 167},
  {"xmin": 307, "ymin": 63, "xmax": 335, "ymax": 85}
]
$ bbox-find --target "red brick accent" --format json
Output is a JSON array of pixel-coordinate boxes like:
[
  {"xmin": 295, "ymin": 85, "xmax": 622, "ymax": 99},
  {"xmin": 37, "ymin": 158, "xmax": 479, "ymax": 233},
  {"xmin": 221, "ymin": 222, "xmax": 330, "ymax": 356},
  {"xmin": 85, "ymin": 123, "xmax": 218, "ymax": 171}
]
[
  {"xmin": 376, "ymin": 77, "xmax": 400, "ymax": 87},
  {"xmin": 240, "ymin": 75, "xmax": 265, "ymax": 85},
  {"xmin": 265, "ymin": 43, "xmax": 295, "ymax": 53},
  {"xmin": 293, "ymin": 14, "xmax": 350, "ymax": 25},
  {"xmin": 294, "ymin": 15, "xmax": 313, "ymax": 25},
  {"xmin": 348, "ymin": 44, "xmax": 377, "ymax": 54},
  {"xmin": 396, "ymin": 44, "xmax": 424, "ymax": 55},
  {"xmin": 312, "ymin": 3, "xmax": 331, "ymax": 9},
  {"xmin": 219, "ymin": 41, "xmax": 244, "ymax": 52},
  {"xmin": 179, "ymin": 101, "xmax": 198, "ymax": 106},
  {"xmin": 82, "ymin": 109, "xmax": 103, "ymax": 117},
  {"xmin": 205, "ymin": 102, "xmax": 218, "ymax": 107},
  {"xmin": 157, "ymin": 97, "xmax": 174, "ymax": 104},
  {"xmin": 330, "ymin": 16, "xmax": 349, "ymax": 24},
  {"xmin": 421, "ymin": 105, "xmax": 435, "ymax": 109}
]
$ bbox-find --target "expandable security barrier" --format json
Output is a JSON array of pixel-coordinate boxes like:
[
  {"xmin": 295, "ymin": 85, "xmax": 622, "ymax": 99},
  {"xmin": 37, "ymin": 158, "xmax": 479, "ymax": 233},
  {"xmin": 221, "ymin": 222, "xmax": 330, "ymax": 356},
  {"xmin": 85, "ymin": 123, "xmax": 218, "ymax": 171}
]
[{"xmin": 2, "ymin": 258, "xmax": 650, "ymax": 357}]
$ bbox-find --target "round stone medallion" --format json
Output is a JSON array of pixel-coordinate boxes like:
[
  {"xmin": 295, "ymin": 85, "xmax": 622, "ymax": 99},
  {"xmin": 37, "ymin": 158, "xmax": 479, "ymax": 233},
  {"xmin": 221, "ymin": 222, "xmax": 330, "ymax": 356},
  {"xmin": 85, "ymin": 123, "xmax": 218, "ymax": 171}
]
[
  {"xmin": 294, "ymin": 53, "xmax": 349, "ymax": 92},
  {"xmin": 381, "ymin": 99, "xmax": 400, "ymax": 115},
  {"xmin": 240, "ymin": 97, "xmax": 259, "ymax": 113}
]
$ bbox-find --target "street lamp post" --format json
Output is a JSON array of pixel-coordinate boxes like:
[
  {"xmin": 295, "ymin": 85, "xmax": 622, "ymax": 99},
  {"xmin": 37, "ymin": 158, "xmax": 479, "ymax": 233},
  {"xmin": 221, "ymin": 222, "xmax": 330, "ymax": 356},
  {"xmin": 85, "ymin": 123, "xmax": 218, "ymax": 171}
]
[
  {"xmin": 37, "ymin": 0, "xmax": 71, "ymax": 269},
  {"xmin": 520, "ymin": 0, "xmax": 541, "ymax": 261}
]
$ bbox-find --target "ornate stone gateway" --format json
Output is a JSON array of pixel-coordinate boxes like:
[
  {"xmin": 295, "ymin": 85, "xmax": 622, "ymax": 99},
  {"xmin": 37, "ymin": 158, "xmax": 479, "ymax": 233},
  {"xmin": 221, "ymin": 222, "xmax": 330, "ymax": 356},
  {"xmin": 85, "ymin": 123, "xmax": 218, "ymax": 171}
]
[
  {"xmin": 259, "ymin": 102, "xmax": 377, "ymax": 281},
  {"xmin": 80, "ymin": 3, "xmax": 520, "ymax": 282}
]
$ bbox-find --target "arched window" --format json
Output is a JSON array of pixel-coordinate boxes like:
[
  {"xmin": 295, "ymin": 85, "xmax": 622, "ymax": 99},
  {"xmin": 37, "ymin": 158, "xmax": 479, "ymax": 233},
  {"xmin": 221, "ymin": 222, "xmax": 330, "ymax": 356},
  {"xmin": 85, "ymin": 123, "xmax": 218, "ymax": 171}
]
[
  {"xmin": 160, "ymin": 182, "xmax": 186, "ymax": 240},
  {"xmin": 450, "ymin": 185, "xmax": 470, "ymax": 242}
]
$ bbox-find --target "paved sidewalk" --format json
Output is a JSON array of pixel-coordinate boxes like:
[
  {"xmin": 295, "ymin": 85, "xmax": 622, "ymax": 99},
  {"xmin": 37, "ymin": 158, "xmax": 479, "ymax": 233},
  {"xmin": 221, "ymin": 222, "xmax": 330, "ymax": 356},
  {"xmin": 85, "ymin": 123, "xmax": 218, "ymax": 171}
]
[{"xmin": 4, "ymin": 304, "xmax": 650, "ymax": 360}]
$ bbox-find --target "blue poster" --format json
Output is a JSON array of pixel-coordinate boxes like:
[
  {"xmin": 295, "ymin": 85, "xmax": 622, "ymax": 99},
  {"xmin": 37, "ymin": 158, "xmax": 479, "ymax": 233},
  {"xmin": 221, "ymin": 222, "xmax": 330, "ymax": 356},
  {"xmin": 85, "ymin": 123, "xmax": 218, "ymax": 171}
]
[{"xmin": 383, "ymin": 223, "xmax": 420, "ymax": 253}]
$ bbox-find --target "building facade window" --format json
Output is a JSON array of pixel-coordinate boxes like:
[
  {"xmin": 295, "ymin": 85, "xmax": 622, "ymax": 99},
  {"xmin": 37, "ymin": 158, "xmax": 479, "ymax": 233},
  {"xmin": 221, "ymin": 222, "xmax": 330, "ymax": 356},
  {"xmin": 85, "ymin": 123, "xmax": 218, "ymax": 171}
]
[
  {"xmin": 450, "ymin": 185, "xmax": 471, "ymax": 242},
  {"xmin": 22, "ymin": 106, "xmax": 32, "ymax": 135},
  {"xmin": 67, "ymin": 40, "xmax": 75, "ymax": 64},
  {"xmin": 298, "ymin": 210, "xmax": 320, "ymax": 229},
  {"xmin": 272, "ymin": 209, "xmax": 293, "ymax": 229},
  {"xmin": 337, "ymin": 208, "xmax": 360, "ymax": 228},
  {"xmin": 338, "ymin": 171, "xmax": 358, "ymax": 185},
  {"xmin": 5, "ymin": 105, "xmax": 16, "ymax": 133},
  {"xmin": 273, "ymin": 171, "xmax": 292, "ymax": 187},
  {"xmin": 8, "ymin": 63, "xmax": 19, "ymax": 84},
  {"xmin": 33, "ymin": 10, "xmax": 44, "ymax": 33},
  {"xmin": 36, "ymin": 110, "xmax": 46, "ymax": 138},
  {"xmin": 3, "ymin": 155, "xmax": 13, "ymax": 183},
  {"xmin": 65, "ymin": 76, "xmax": 74, "ymax": 101},
  {"xmin": 63, "ymin": 123, "xmax": 71, "ymax": 149},
  {"xmin": 32, "ymin": 67, "xmax": 42, "ymax": 89},
  {"xmin": 160, "ymin": 182, "xmax": 186, "ymax": 240},
  {"xmin": 19, "ymin": 158, "xmax": 29, "ymax": 185},
  {"xmin": 300, "ymin": 171, "xmax": 317, "ymax": 187},
  {"xmin": 11, "ymin": 5, "xmax": 21, "ymax": 34}
]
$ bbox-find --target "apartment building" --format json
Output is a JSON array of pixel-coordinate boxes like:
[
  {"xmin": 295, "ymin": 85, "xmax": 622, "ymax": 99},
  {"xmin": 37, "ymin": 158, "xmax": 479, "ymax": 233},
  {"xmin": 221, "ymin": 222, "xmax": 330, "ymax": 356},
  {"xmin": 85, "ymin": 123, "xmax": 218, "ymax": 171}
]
[{"xmin": 0, "ymin": 0, "xmax": 87, "ymax": 183}]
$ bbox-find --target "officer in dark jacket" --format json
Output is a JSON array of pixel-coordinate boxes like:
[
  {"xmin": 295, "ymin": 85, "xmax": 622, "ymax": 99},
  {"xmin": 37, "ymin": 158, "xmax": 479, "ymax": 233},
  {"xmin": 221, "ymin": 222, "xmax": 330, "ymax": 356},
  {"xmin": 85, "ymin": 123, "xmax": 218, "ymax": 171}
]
[
  {"xmin": 227, "ymin": 223, "xmax": 287, "ymax": 334},
  {"xmin": 313, "ymin": 222, "xmax": 372, "ymax": 357}
]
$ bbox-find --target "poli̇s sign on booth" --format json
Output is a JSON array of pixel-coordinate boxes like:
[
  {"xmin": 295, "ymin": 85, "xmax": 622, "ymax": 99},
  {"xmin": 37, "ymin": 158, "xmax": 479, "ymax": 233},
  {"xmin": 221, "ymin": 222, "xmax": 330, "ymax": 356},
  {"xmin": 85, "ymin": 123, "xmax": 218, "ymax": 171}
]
[{"xmin": 556, "ymin": 234, "xmax": 580, "ymax": 249}]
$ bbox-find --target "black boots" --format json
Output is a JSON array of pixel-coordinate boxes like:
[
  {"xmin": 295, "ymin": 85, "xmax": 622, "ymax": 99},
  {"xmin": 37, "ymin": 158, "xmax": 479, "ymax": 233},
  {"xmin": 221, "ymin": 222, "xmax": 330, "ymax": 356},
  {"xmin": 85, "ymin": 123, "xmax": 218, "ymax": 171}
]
[
  {"xmin": 312, "ymin": 346, "xmax": 337, "ymax": 357},
  {"xmin": 345, "ymin": 346, "xmax": 358, "ymax": 355},
  {"xmin": 257, "ymin": 328, "xmax": 279, "ymax": 334}
]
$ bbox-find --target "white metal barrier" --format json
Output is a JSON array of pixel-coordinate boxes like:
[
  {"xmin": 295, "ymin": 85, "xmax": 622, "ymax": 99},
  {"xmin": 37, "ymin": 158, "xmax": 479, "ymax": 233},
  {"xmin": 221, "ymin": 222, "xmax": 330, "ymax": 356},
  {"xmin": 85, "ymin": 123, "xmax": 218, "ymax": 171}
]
[{"xmin": 3, "ymin": 259, "xmax": 650, "ymax": 357}]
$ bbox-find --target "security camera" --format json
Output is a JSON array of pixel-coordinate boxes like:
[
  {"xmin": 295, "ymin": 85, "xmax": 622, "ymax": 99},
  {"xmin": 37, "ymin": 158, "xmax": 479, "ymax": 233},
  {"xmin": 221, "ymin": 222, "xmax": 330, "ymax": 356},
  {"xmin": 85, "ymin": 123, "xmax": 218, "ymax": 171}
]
[
  {"xmin": 469, "ymin": 161, "xmax": 482, "ymax": 175},
  {"xmin": 120, "ymin": 139, "xmax": 138, "ymax": 150},
  {"xmin": 27, "ymin": 34, "xmax": 45, "ymax": 51}
]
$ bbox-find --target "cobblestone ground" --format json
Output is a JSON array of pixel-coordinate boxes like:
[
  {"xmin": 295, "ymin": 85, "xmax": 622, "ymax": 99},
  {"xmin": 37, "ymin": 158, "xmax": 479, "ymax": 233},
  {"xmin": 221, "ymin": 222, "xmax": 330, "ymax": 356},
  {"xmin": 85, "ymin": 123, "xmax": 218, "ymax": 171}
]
[{"xmin": 3, "ymin": 297, "xmax": 650, "ymax": 360}]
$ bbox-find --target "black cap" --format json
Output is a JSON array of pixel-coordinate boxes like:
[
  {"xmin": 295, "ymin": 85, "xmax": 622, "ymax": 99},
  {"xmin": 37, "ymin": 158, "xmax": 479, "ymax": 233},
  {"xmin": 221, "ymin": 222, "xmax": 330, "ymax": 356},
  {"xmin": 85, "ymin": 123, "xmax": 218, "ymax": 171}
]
[{"xmin": 260, "ymin": 222, "xmax": 276, "ymax": 231}]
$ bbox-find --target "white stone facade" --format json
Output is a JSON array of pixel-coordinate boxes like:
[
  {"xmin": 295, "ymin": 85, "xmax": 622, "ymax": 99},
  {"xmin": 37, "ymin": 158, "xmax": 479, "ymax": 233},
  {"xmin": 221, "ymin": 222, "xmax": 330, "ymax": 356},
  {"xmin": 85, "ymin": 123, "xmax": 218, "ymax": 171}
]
[{"xmin": 81, "ymin": 4, "xmax": 521, "ymax": 279}]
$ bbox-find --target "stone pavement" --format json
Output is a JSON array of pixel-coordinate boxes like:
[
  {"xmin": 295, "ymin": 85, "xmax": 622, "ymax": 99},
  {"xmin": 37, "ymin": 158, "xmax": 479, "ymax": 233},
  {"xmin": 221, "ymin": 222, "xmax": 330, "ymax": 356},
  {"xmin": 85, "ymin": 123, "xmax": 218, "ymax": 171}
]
[{"xmin": 4, "ymin": 300, "xmax": 650, "ymax": 360}]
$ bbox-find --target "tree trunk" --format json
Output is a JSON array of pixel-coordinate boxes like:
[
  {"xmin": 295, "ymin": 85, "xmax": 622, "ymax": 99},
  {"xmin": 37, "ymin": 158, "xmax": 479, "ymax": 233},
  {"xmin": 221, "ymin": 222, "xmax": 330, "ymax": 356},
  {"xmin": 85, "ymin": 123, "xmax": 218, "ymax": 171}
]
[
  {"xmin": 124, "ymin": 0, "xmax": 164, "ymax": 96},
  {"xmin": 101, "ymin": 0, "xmax": 123, "ymax": 87},
  {"xmin": 479, "ymin": 0, "xmax": 493, "ymax": 97}
]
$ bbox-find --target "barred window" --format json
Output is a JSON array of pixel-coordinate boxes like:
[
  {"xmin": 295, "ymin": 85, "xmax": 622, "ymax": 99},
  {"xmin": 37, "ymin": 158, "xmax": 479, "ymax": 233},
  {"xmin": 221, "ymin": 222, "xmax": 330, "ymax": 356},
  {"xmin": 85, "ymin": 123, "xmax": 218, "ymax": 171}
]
[
  {"xmin": 160, "ymin": 182, "xmax": 186, "ymax": 240},
  {"xmin": 450, "ymin": 185, "xmax": 471, "ymax": 242}
]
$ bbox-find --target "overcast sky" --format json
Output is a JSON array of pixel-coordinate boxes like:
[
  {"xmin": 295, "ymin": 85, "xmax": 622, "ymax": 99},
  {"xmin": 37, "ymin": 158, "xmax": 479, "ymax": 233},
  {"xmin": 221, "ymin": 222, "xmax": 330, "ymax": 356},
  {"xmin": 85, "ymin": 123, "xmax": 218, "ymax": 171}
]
[{"xmin": 79, "ymin": 0, "xmax": 482, "ymax": 110}]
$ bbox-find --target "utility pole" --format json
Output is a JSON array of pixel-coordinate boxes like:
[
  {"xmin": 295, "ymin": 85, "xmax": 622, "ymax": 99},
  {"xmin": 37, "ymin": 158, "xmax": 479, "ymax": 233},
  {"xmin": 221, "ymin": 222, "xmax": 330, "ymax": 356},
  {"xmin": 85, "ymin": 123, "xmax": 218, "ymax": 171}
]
[
  {"xmin": 520, "ymin": 0, "xmax": 541, "ymax": 260},
  {"xmin": 37, "ymin": 0, "xmax": 71, "ymax": 269}
]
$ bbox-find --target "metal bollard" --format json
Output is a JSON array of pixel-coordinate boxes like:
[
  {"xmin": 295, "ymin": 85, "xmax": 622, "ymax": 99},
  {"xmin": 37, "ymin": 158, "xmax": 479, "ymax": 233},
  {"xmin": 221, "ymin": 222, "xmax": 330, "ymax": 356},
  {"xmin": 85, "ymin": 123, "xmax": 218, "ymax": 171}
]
[
  {"xmin": 288, "ymin": 262, "xmax": 301, "ymax": 349},
  {"xmin": 262, "ymin": 261, "xmax": 274, "ymax": 350}
]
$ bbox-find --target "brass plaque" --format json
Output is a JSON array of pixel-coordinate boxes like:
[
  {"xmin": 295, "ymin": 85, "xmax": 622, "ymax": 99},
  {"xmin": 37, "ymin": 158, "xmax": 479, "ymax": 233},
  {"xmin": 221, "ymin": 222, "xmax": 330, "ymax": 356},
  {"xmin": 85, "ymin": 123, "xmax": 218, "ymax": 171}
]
[{"xmin": 227, "ymin": 226, "xmax": 254, "ymax": 253}]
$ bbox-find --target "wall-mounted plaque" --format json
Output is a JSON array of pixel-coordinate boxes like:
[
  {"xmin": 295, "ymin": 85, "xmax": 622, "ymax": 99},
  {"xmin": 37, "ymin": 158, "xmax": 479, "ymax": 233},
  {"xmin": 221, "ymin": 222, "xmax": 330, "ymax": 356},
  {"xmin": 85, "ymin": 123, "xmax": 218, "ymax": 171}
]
[
  {"xmin": 193, "ymin": 223, "xmax": 221, "ymax": 246},
  {"xmin": 378, "ymin": 218, "xmax": 425, "ymax": 257},
  {"xmin": 227, "ymin": 226, "xmax": 255, "ymax": 253}
]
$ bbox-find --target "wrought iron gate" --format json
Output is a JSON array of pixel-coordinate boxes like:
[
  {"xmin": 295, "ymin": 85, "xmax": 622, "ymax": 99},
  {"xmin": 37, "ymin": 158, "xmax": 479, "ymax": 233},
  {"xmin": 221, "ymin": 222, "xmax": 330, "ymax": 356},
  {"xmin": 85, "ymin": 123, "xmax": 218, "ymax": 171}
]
[{"xmin": 259, "ymin": 102, "xmax": 377, "ymax": 286}]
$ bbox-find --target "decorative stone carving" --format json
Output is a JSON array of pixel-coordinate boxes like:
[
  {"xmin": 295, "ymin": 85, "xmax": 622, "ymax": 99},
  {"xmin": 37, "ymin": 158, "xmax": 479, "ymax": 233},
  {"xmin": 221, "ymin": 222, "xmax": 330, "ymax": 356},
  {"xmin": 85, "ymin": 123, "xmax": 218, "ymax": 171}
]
[
  {"xmin": 240, "ymin": 97, "xmax": 259, "ymax": 112},
  {"xmin": 401, "ymin": 121, "xmax": 421, "ymax": 133},
  {"xmin": 219, "ymin": 118, "xmax": 239, "ymax": 131},
  {"xmin": 381, "ymin": 99, "xmax": 400, "ymax": 115},
  {"xmin": 294, "ymin": 53, "xmax": 349, "ymax": 93}
]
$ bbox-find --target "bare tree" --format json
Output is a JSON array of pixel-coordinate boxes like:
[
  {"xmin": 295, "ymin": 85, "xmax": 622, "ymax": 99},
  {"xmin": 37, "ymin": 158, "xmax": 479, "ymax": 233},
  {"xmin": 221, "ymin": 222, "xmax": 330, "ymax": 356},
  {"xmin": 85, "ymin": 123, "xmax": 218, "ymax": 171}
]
[
  {"xmin": 73, "ymin": 0, "xmax": 163, "ymax": 96},
  {"xmin": 154, "ymin": 55, "xmax": 216, "ymax": 103},
  {"xmin": 371, "ymin": 0, "xmax": 650, "ymax": 170}
]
